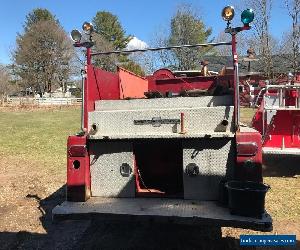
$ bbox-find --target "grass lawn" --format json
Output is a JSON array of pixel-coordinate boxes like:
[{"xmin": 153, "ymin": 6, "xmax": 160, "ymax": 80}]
[
  {"xmin": 0, "ymin": 107, "xmax": 80, "ymax": 173},
  {"xmin": 240, "ymin": 107, "xmax": 256, "ymax": 126},
  {"xmin": 0, "ymin": 106, "xmax": 299, "ymax": 222}
]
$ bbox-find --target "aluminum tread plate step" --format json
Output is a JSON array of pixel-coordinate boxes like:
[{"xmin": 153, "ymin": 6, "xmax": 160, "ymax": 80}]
[
  {"xmin": 264, "ymin": 107, "xmax": 300, "ymax": 111},
  {"xmin": 263, "ymin": 147, "xmax": 300, "ymax": 155},
  {"xmin": 88, "ymin": 106, "xmax": 234, "ymax": 139},
  {"xmin": 95, "ymin": 96, "xmax": 233, "ymax": 111},
  {"xmin": 53, "ymin": 197, "xmax": 272, "ymax": 232},
  {"xmin": 88, "ymin": 132, "xmax": 235, "ymax": 140}
]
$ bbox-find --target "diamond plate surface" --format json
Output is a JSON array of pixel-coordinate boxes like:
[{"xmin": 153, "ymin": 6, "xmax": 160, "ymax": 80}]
[
  {"xmin": 89, "ymin": 132, "xmax": 234, "ymax": 140},
  {"xmin": 88, "ymin": 106, "xmax": 234, "ymax": 139},
  {"xmin": 89, "ymin": 141, "xmax": 135, "ymax": 197},
  {"xmin": 95, "ymin": 96, "xmax": 233, "ymax": 111},
  {"xmin": 183, "ymin": 139, "xmax": 235, "ymax": 200}
]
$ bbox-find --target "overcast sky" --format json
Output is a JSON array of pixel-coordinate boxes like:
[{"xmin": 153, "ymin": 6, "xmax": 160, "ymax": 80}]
[{"xmin": 0, "ymin": 0, "xmax": 292, "ymax": 64}]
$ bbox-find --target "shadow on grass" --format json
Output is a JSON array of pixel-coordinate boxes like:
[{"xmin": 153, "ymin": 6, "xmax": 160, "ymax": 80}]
[
  {"xmin": 263, "ymin": 155, "xmax": 300, "ymax": 177},
  {"xmin": 0, "ymin": 185, "xmax": 299, "ymax": 250},
  {"xmin": 0, "ymin": 186, "xmax": 89, "ymax": 250}
]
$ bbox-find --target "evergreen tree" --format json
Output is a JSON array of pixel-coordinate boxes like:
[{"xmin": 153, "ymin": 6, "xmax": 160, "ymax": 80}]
[
  {"xmin": 169, "ymin": 5, "xmax": 212, "ymax": 70},
  {"xmin": 92, "ymin": 11, "xmax": 144, "ymax": 76}
]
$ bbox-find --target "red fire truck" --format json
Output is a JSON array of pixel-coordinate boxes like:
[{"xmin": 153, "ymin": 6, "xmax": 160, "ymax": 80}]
[
  {"xmin": 252, "ymin": 83, "xmax": 300, "ymax": 155},
  {"xmin": 53, "ymin": 6, "xmax": 272, "ymax": 231}
]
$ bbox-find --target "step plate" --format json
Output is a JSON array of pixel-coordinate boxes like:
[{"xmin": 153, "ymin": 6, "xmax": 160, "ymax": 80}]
[
  {"xmin": 88, "ymin": 106, "xmax": 234, "ymax": 139},
  {"xmin": 53, "ymin": 197, "xmax": 272, "ymax": 232},
  {"xmin": 263, "ymin": 147, "xmax": 300, "ymax": 155},
  {"xmin": 95, "ymin": 96, "xmax": 233, "ymax": 111}
]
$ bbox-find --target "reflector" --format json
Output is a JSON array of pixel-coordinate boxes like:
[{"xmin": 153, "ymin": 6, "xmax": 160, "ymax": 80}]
[
  {"xmin": 237, "ymin": 142, "xmax": 258, "ymax": 156},
  {"xmin": 70, "ymin": 30, "xmax": 82, "ymax": 43},
  {"xmin": 222, "ymin": 6, "xmax": 235, "ymax": 21},
  {"xmin": 241, "ymin": 9, "xmax": 254, "ymax": 25},
  {"xmin": 68, "ymin": 145, "xmax": 87, "ymax": 157},
  {"xmin": 82, "ymin": 22, "xmax": 94, "ymax": 34}
]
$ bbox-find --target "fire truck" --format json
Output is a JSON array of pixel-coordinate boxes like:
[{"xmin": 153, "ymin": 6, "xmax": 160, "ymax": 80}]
[
  {"xmin": 252, "ymin": 82, "xmax": 300, "ymax": 155},
  {"xmin": 53, "ymin": 6, "xmax": 272, "ymax": 231}
]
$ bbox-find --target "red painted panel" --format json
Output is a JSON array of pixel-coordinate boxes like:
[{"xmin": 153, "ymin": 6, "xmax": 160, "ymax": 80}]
[
  {"xmin": 147, "ymin": 74, "xmax": 233, "ymax": 95},
  {"xmin": 67, "ymin": 135, "xmax": 90, "ymax": 201},
  {"xmin": 118, "ymin": 67, "xmax": 148, "ymax": 99},
  {"xmin": 251, "ymin": 102, "xmax": 264, "ymax": 134},
  {"xmin": 85, "ymin": 65, "xmax": 120, "ymax": 128},
  {"xmin": 264, "ymin": 110, "xmax": 300, "ymax": 149},
  {"xmin": 293, "ymin": 115, "xmax": 300, "ymax": 146}
]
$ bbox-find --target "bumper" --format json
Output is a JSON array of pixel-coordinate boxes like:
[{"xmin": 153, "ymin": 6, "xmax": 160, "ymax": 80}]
[{"xmin": 52, "ymin": 197, "xmax": 272, "ymax": 232}]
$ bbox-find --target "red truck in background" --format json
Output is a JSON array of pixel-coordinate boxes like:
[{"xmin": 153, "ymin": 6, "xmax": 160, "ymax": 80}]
[{"xmin": 53, "ymin": 6, "xmax": 272, "ymax": 232}]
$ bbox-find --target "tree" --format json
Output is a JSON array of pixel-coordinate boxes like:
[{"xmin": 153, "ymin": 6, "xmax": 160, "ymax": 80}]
[
  {"xmin": 92, "ymin": 33, "xmax": 119, "ymax": 72},
  {"xmin": 168, "ymin": 4, "xmax": 212, "ymax": 70},
  {"xmin": 120, "ymin": 60, "xmax": 145, "ymax": 77},
  {"xmin": 239, "ymin": 0, "xmax": 274, "ymax": 78},
  {"xmin": 24, "ymin": 8, "xmax": 58, "ymax": 31},
  {"xmin": 0, "ymin": 65, "xmax": 11, "ymax": 104},
  {"xmin": 93, "ymin": 11, "xmax": 131, "ymax": 50},
  {"xmin": 91, "ymin": 11, "xmax": 145, "ymax": 76},
  {"xmin": 13, "ymin": 9, "xmax": 74, "ymax": 95},
  {"xmin": 284, "ymin": 0, "xmax": 300, "ymax": 75}
]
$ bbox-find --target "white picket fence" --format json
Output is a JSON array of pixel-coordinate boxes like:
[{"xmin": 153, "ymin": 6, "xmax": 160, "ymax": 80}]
[{"xmin": 5, "ymin": 97, "xmax": 82, "ymax": 106}]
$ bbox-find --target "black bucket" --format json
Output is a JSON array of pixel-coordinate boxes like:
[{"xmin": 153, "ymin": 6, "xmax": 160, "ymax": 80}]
[{"xmin": 225, "ymin": 181, "xmax": 270, "ymax": 218}]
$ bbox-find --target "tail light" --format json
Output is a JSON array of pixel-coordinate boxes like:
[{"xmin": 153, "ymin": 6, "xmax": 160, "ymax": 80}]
[
  {"xmin": 68, "ymin": 145, "xmax": 87, "ymax": 157},
  {"xmin": 237, "ymin": 142, "xmax": 258, "ymax": 156},
  {"xmin": 236, "ymin": 132, "xmax": 262, "ymax": 182}
]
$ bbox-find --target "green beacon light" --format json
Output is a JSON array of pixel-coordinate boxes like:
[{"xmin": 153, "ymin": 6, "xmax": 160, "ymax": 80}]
[{"xmin": 241, "ymin": 9, "xmax": 254, "ymax": 25}]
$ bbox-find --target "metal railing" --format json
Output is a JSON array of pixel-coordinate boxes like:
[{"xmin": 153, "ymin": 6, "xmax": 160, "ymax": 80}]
[
  {"xmin": 261, "ymin": 84, "xmax": 300, "ymax": 136},
  {"xmin": 5, "ymin": 97, "xmax": 82, "ymax": 106},
  {"xmin": 265, "ymin": 84, "xmax": 300, "ymax": 109}
]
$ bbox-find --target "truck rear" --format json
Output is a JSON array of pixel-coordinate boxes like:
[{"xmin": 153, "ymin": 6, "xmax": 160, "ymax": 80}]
[{"xmin": 53, "ymin": 6, "xmax": 272, "ymax": 232}]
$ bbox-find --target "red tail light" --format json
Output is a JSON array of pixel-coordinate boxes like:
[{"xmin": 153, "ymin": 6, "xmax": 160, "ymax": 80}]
[
  {"xmin": 237, "ymin": 142, "xmax": 258, "ymax": 156},
  {"xmin": 68, "ymin": 145, "xmax": 87, "ymax": 157}
]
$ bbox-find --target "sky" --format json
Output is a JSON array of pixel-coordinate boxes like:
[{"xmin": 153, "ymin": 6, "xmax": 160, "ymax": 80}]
[{"xmin": 0, "ymin": 0, "xmax": 292, "ymax": 65}]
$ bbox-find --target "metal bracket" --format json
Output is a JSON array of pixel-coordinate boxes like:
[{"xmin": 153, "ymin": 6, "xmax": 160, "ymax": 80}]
[{"xmin": 134, "ymin": 117, "xmax": 180, "ymax": 127}]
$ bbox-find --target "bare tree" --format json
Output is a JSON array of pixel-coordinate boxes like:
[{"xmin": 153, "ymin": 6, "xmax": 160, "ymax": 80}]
[
  {"xmin": 0, "ymin": 65, "xmax": 14, "ymax": 104},
  {"xmin": 142, "ymin": 27, "xmax": 178, "ymax": 72},
  {"xmin": 92, "ymin": 33, "xmax": 119, "ymax": 72},
  {"xmin": 214, "ymin": 31, "xmax": 251, "ymax": 57},
  {"xmin": 13, "ymin": 20, "xmax": 74, "ymax": 96},
  {"xmin": 284, "ymin": 0, "xmax": 300, "ymax": 75},
  {"xmin": 239, "ymin": 0, "xmax": 274, "ymax": 78}
]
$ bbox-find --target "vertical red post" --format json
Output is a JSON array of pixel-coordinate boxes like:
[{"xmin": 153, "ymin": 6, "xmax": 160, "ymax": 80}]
[
  {"xmin": 231, "ymin": 34, "xmax": 240, "ymax": 131},
  {"xmin": 86, "ymin": 47, "xmax": 92, "ymax": 66},
  {"xmin": 83, "ymin": 48, "xmax": 92, "ymax": 130}
]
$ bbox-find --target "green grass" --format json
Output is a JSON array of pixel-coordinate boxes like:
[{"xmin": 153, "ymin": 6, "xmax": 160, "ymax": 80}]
[
  {"xmin": 265, "ymin": 176, "xmax": 300, "ymax": 220},
  {"xmin": 240, "ymin": 107, "xmax": 256, "ymax": 126},
  {"xmin": 0, "ymin": 107, "xmax": 80, "ymax": 171},
  {"xmin": 0, "ymin": 106, "xmax": 299, "ymax": 221}
]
